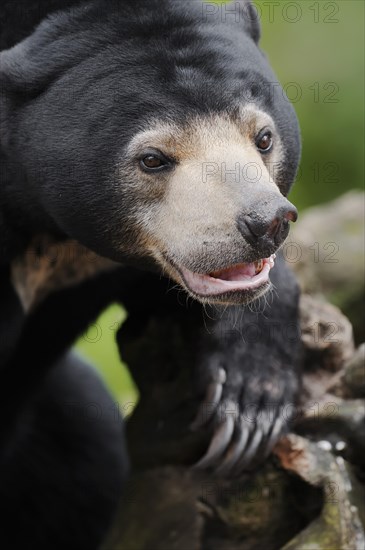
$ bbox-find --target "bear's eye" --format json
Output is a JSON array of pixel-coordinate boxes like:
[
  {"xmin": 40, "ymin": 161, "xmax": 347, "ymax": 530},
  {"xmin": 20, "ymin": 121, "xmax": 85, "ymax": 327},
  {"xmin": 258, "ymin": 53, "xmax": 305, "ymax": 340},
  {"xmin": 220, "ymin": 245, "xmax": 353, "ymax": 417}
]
[
  {"xmin": 139, "ymin": 150, "xmax": 172, "ymax": 173},
  {"xmin": 142, "ymin": 155, "xmax": 163, "ymax": 169},
  {"xmin": 256, "ymin": 130, "xmax": 273, "ymax": 153}
]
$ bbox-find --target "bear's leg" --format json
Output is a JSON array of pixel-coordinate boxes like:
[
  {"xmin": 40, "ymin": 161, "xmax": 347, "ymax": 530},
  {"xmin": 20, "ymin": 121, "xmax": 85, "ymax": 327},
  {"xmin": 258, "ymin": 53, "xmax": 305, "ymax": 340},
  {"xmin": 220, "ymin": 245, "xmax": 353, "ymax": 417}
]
[
  {"xmin": 118, "ymin": 255, "xmax": 301, "ymax": 476},
  {"xmin": 0, "ymin": 351, "xmax": 128, "ymax": 549},
  {"xmin": 191, "ymin": 253, "xmax": 302, "ymax": 475}
]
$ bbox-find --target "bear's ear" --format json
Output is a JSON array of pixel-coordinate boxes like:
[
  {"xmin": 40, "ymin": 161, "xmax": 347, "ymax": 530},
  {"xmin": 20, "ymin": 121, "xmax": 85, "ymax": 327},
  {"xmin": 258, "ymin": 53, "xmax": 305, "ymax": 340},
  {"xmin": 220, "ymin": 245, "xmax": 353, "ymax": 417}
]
[
  {"xmin": 230, "ymin": 0, "xmax": 260, "ymax": 43},
  {"xmin": 0, "ymin": 13, "xmax": 83, "ymax": 97},
  {"xmin": 219, "ymin": 0, "xmax": 261, "ymax": 44},
  {"xmin": 0, "ymin": 41, "xmax": 42, "ymax": 96},
  {"xmin": 1, "ymin": 36, "xmax": 61, "ymax": 97}
]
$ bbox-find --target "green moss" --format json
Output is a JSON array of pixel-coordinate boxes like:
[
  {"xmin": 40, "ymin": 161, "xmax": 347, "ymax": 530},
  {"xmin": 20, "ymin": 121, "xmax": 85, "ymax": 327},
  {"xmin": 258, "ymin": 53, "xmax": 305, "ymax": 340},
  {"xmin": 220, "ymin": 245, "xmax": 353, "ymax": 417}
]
[{"xmin": 74, "ymin": 304, "xmax": 138, "ymax": 408}]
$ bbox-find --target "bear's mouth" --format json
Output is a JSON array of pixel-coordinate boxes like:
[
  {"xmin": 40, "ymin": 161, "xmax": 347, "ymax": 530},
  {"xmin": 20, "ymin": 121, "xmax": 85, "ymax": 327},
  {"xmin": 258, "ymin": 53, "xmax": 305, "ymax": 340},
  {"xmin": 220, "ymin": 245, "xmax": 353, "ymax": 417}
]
[{"xmin": 177, "ymin": 255, "xmax": 276, "ymax": 300}]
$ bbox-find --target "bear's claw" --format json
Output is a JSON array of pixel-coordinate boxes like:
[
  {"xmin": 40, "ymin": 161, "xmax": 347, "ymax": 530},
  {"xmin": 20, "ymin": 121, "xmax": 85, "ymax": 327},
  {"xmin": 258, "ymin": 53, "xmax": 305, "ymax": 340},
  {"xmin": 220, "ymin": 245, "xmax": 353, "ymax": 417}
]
[
  {"xmin": 191, "ymin": 361, "xmax": 297, "ymax": 476},
  {"xmin": 192, "ymin": 401, "xmax": 235, "ymax": 470},
  {"xmin": 190, "ymin": 367, "xmax": 226, "ymax": 430},
  {"xmin": 214, "ymin": 422, "xmax": 250, "ymax": 475},
  {"xmin": 193, "ymin": 407, "xmax": 287, "ymax": 476}
]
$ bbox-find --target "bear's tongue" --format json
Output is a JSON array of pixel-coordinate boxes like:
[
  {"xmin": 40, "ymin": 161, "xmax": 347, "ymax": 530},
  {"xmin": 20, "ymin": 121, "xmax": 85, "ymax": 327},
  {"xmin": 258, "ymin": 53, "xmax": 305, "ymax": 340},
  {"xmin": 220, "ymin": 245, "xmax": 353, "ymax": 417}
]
[
  {"xmin": 209, "ymin": 260, "xmax": 263, "ymax": 281},
  {"xmin": 179, "ymin": 255, "xmax": 275, "ymax": 297}
]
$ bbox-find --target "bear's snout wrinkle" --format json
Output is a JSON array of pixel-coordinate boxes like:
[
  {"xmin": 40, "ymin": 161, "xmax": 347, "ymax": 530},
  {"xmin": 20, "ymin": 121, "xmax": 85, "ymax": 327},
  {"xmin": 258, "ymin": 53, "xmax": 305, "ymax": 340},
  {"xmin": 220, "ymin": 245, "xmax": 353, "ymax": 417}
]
[{"xmin": 237, "ymin": 197, "xmax": 297, "ymax": 254}]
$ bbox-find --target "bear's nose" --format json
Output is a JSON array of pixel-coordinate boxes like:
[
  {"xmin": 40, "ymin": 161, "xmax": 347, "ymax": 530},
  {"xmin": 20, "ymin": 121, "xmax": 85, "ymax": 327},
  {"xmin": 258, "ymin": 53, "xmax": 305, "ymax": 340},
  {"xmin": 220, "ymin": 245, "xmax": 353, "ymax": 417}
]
[{"xmin": 237, "ymin": 201, "xmax": 298, "ymax": 249}]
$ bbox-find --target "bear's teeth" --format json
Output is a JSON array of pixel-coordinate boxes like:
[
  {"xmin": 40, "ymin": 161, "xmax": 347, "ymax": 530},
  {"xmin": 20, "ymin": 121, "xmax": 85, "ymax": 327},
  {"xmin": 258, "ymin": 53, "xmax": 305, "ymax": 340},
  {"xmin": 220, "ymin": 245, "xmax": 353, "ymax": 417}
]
[{"xmin": 254, "ymin": 260, "xmax": 264, "ymax": 274}]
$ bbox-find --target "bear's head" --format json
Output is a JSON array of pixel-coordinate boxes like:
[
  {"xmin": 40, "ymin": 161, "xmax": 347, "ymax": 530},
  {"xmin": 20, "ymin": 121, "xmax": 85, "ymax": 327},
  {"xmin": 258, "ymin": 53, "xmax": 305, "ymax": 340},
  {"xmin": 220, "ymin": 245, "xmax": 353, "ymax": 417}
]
[{"xmin": 0, "ymin": 0, "xmax": 300, "ymax": 305}]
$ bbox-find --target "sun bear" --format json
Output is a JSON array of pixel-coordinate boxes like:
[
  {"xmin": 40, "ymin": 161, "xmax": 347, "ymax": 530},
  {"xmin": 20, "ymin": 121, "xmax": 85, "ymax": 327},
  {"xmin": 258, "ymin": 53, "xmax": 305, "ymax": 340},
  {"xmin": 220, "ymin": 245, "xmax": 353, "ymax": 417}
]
[{"xmin": 0, "ymin": 0, "xmax": 301, "ymax": 547}]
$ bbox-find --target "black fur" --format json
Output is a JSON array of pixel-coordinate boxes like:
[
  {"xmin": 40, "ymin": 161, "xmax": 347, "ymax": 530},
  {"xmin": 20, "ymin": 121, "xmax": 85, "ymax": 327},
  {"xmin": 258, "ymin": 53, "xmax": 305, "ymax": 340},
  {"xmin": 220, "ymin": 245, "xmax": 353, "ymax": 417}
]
[
  {"xmin": 0, "ymin": 0, "xmax": 300, "ymax": 260},
  {"xmin": 0, "ymin": 352, "xmax": 128, "ymax": 549},
  {"xmin": 0, "ymin": 1, "xmax": 302, "ymax": 547}
]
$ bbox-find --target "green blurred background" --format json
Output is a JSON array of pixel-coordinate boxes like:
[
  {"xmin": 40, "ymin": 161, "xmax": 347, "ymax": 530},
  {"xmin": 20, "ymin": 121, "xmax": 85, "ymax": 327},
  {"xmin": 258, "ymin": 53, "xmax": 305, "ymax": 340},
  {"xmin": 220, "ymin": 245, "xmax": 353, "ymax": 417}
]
[{"xmin": 75, "ymin": 0, "xmax": 364, "ymax": 407}]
